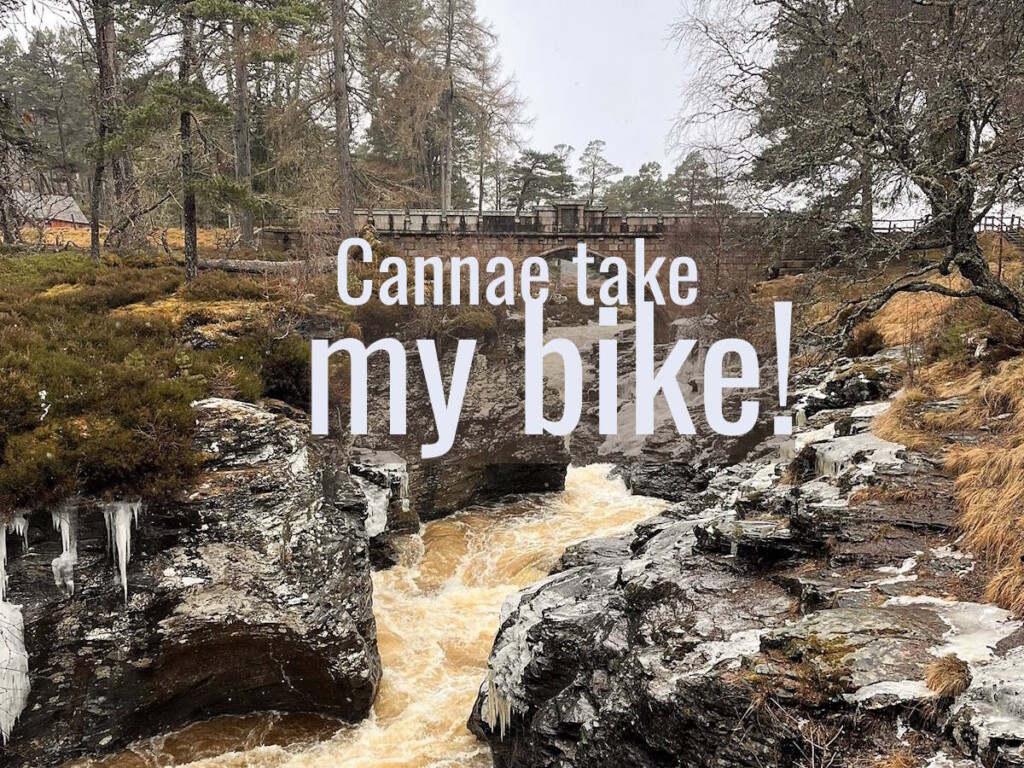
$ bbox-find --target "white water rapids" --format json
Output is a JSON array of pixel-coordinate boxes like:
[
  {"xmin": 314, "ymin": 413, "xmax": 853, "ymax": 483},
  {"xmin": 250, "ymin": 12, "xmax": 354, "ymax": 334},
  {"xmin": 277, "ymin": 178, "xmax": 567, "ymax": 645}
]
[{"xmin": 74, "ymin": 465, "xmax": 667, "ymax": 768}]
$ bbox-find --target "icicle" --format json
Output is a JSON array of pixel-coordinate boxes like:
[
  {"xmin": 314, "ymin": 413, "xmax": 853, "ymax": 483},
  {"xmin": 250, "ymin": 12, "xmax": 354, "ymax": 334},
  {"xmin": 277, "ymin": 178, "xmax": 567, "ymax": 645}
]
[
  {"xmin": 7, "ymin": 514, "xmax": 29, "ymax": 550},
  {"xmin": 0, "ymin": 601, "xmax": 29, "ymax": 744},
  {"xmin": 49, "ymin": 502, "xmax": 77, "ymax": 597},
  {"xmin": 0, "ymin": 533, "xmax": 6, "ymax": 603},
  {"xmin": 481, "ymin": 674, "xmax": 514, "ymax": 739},
  {"xmin": 103, "ymin": 501, "xmax": 141, "ymax": 604}
]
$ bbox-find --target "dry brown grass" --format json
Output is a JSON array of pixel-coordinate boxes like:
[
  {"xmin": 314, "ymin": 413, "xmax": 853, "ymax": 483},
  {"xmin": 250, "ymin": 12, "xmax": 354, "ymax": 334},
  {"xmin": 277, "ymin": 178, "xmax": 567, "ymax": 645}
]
[
  {"xmin": 872, "ymin": 273, "xmax": 969, "ymax": 348},
  {"xmin": 874, "ymin": 389, "xmax": 944, "ymax": 451},
  {"xmin": 945, "ymin": 442, "xmax": 1024, "ymax": 614},
  {"xmin": 934, "ymin": 356, "xmax": 1024, "ymax": 616},
  {"xmin": 22, "ymin": 226, "xmax": 250, "ymax": 253},
  {"xmin": 877, "ymin": 750, "xmax": 917, "ymax": 768},
  {"xmin": 849, "ymin": 486, "xmax": 929, "ymax": 505},
  {"xmin": 925, "ymin": 654, "xmax": 972, "ymax": 700}
]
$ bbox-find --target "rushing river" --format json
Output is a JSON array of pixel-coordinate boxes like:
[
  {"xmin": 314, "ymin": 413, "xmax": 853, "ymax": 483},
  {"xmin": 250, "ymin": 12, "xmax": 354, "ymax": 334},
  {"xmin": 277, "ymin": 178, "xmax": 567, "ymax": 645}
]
[{"xmin": 75, "ymin": 465, "xmax": 667, "ymax": 768}]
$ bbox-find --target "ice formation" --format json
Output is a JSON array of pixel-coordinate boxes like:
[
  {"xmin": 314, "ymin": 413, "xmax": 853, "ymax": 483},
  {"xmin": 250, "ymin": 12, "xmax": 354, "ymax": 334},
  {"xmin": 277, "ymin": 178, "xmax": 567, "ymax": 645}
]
[
  {"xmin": 50, "ymin": 503, "xmax": 78, "ymax": 596},
  {"xmin": 103, "ymin": 501, "xmax": 142, "ymax": 604},
  {"xmin": 353, "ymin": 477, "xmax": 391, "ymax": 538},
  {"xmin": 482, "ymin": 673, "xmax": 515, "ymax": 739},
  {"xmin": 813, "ymin": 432, "xmax": 904, "ymax": 478},
  {"xmin": 7, "ymin": 515, "xmax": 28, "ymax": 550},
  {"xmin": 0, "ymin": 514, "xmax": 27, "ymax": 602},
  {"xmin": 350, "ymin": 452, "xmax": 409, "ymax": 538},
  {"xmin": 0, "ymin": 534, "xmax": 6, "ymax": 603},
  {"xmin": 0, "ymin": 601, "xmax": 30, "ymax": 744}
]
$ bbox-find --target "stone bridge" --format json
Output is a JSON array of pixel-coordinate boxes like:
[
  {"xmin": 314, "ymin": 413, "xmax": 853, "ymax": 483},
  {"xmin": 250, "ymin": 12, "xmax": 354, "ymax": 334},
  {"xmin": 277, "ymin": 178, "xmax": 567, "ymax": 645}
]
[{"xmin": 261, "ymin": 202, "xmax": 773, "ymax": 285}]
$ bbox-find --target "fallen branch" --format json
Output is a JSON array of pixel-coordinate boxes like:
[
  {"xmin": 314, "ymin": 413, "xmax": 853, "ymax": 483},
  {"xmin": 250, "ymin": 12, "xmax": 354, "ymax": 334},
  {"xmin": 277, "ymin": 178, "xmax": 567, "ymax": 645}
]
[{"xmin": 197, "ymin": 257, "xmax": 305, "ymax": 274}]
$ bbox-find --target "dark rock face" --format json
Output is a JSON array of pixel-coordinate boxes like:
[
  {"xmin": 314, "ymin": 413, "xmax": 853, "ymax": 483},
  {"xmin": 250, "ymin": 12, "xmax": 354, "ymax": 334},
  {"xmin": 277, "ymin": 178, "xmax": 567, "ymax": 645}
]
[
  {"xmin": 470, "ymin": 378, "xmax": 1024, "ymax": 768},
  {"xmin": 620, "ymin": 461, "xmax": 716, "ymax": 501},
  {"xmin": 359, "ymin": 322, "xmax": 570, "ymax": 526},
  {"xmin": 1, "ymin": 399, "xmax": 380, "ymax": 767},
  {"xmin": 468, "ymin": 512, "xmax": 799, "ymax": 768}
]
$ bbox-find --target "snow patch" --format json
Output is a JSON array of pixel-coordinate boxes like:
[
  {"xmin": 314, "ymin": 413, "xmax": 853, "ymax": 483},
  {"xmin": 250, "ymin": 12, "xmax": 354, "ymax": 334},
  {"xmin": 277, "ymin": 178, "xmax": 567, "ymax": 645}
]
[
  {"xmin": 885, "ymin": 595, "xmax": 1021, "ymax": 663},
  {"xmin": 851, "ymin": 402, "xmax": 891, "ymax": 419}
]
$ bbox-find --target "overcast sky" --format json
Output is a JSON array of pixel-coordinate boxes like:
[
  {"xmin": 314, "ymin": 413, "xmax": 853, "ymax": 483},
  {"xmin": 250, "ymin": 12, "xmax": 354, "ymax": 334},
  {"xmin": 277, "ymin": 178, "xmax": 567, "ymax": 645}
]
[{"xmin": 477, "ymin": 0, "xmax": 693, "ymax": 176}]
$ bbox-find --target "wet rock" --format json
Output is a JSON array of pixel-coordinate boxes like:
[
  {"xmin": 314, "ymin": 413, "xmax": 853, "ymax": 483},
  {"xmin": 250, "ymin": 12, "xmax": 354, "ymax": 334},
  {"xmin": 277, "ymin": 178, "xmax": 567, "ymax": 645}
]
[
  {"xmin": 621, "ymin": 462, "xmax": 717, "ymax": 501},
  {"xmin": 359, "ymin": 323, "xmax": 570, "ymax": 524},
  {"xmin": 469, "ymin": 505, "xmax": 800, "ymax": 767},
  {"xmin": 471, "ymin": 388, "xmax": 1023, "ymax": 768},
  {"xmin": 1, "ymin": 399, "xmax": 381, "ymax": 766}
]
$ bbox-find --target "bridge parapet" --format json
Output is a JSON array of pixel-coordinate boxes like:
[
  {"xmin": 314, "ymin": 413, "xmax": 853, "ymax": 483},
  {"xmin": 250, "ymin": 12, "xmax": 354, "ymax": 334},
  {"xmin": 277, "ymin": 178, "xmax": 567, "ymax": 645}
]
[{"xmin": 354, "ymin": 204, "xmax": 752, "ymax": 237}]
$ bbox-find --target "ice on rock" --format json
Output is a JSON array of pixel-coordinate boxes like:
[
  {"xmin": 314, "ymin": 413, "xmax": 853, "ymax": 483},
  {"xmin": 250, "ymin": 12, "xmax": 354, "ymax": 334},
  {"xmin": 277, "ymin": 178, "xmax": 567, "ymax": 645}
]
[
  {"xmin": 481, "ymin": 570, "xmax": 578, "ymax": 737},
  {"xmin": 353, "ymin": 477, "xmax": 391, "ymax": 538},
  {"xmin": 49, "ymin": 502, "xmax": 78, "ymax": 596},
  {"xmin": 780, "ymin": 424, "xmax": 836, "ymax": 464},
  {"xmin": 960, "ymin": 645, "xmax": 1024, "ymax": 750},
  {"xmin": 0, "ymin": 534, "xmax": 6, "ymax": 603},
  {"xmin": 0, "ymin": 513, "xmax": 27, "ymax": 602},
  {"xmin": 103, "ymin": 501, "xmax": 142, "ymax": 604},
  {"xmin": 813, "ymin": 432, "xmax": 904, "ymax": 478},
  {"xmin": 349, "ymin": 451, "xmax": 409, "ymax": 538},
  {"xmin": 924, "ymin": 753, "xmax": 975, "ymax": 768},
  {"xmin": 7, "ymin": 514, "xmax": 28, "ymax": 550},
  {"xmin": 0, "ymin": 601, "xmax": 30, "ymax": 743},
  {"xmin": 851, "ymin": 401, "xmax": 891, "ymax": 419},
  {"xmin": 885, "ymin": 595, "xmax": 1021, "ymax": 663}
]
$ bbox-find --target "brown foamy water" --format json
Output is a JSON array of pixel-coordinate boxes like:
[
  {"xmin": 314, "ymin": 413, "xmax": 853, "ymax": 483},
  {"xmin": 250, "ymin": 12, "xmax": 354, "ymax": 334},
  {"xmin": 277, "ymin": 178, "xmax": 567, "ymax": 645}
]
[{"xmin": 73, "ymin": 465, "xmax": 666, "ymax": 768}]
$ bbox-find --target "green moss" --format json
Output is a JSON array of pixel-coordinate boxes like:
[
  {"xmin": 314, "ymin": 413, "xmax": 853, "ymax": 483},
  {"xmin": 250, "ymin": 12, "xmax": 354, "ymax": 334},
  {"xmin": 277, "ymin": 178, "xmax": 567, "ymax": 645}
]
[
  {"xmin": 446, "ymin": 307, "xmax": 497, "ymax": 340},
  {"xmin": 0, "ymin": 251, "xmax": 340, "ymax": 508}
]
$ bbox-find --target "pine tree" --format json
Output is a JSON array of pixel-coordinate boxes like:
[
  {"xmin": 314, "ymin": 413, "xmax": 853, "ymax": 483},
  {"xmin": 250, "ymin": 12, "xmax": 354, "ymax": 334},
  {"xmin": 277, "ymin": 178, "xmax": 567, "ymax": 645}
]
[{"xmin": 576, "ymin": 140, "xmax": 621, "ymax": 205}]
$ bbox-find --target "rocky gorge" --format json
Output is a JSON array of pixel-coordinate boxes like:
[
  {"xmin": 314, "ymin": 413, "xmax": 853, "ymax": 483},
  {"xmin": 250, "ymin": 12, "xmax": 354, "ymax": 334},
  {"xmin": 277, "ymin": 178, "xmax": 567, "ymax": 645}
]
[{"xmin": 1, "ymin": 267, "xmax": 1022, "ymax": 768}]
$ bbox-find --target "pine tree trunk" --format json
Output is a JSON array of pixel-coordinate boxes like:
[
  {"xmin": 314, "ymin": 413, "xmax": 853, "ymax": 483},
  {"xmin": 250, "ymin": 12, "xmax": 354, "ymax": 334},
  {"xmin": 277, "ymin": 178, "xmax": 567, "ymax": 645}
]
[
  {"xmin": 90, "ymin": 131, "xmax": 104, "ymax": 260},
  {"xmin": 0, "ymin": 121, "xmax": 20, "ymax": 245},
  {"xmin": 180, "ymin": 7, "xmax": 198, "ymax": 280},
  {"xmin": 232, "ymin": 21, "xmax": 255, "ymax": 248},
  {"xmin": 94, "ymin": 0, "xmax": 142, "ymax": 249},
  {"xmin": 478, "ymin": 155, "xmax": 484, "ymax": 216},
  {"xmin": 441, "ymin": 0, "xmax": 455, "ymax": 217},
  {"xmin": 330, "ymin": 0, "xmax": 356, "ymax": 237}
]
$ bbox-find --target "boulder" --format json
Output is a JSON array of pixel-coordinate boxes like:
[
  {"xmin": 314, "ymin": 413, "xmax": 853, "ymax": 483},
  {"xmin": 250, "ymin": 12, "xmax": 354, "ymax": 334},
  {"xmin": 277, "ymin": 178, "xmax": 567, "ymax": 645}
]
[{"xmin": 0, "ymin": 399, "xmax": 381, "ymax": 766}]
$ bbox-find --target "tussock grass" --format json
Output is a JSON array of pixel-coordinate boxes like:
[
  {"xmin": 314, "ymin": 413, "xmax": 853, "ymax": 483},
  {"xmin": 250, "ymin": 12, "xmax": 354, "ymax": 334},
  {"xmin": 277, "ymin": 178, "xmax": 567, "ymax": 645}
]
[
  {"xmin": 848, "ymin": 486, "xmax": 929, "ymax": 505},
  {"xmin": 877, "ymin": 751, "xmax": 916, "ymax": 768},
  {"xmin": 936, "ymin": 357, "xmax": 1024, "ymax": 616},
  {"xmin": 874, "ymin": 389, "xmax": 943, "ymax": 451},
  {"xmin": 925, "ymin": 654, "xmax": 972, "ymax": 700}
]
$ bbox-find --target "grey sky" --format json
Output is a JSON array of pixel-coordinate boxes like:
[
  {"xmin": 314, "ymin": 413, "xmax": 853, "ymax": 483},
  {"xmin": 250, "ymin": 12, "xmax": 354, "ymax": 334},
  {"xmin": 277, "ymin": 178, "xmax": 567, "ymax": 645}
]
[{"xmin": 477, "ymin": 0, "xmax": 693, "ymax": 176}]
